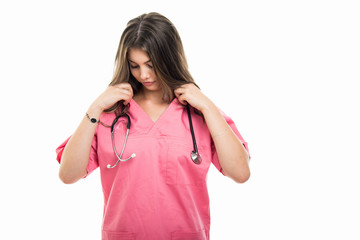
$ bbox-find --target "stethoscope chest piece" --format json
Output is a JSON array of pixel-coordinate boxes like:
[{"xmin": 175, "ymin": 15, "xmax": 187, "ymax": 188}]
[{"xmin": 190, "ymin": 151, "xmax": 202, "ymax": 165}]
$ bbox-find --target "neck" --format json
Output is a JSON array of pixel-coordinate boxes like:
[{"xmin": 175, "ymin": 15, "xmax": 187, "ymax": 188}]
[{"xmin": 135, "ymin": 88, "xmax": 166, "ymax": 104}]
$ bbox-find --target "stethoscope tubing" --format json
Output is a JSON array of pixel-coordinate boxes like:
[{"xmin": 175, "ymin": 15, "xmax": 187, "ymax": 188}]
[
  {"xmin": 108, "ymin": 103, "xmax": 201, "ymax": 168},
  {"xmin": 108, "ymin": 114, "xmax": 135, "ymax": 168},
  {"xmin": 186, "ymin": 105, "xmax": 199, "ymax": 154}
]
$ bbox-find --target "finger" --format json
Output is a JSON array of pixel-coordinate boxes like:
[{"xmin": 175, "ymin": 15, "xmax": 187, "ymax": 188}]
[
  {"xmin": 115, "ymin": 82, "xmax": 131, "ymax": 88},
  {"xmin": 119, "ymin": 92, "xmax": 133, "ymax": 105},
  {"xmin": 174, "ymin": 91, "xmax": 181, "ymax": 99},
  {"xmin": 122, "ymin": 83, "xmax": 134, "ymax": 95},
  {"xmin": 177, "ymin": 94, "xmax": 187, "ymax": 106},
  {"xmin": 116, "ymin": 85, "xmax": 131, "ymax": 94},
  {"xmin": 114, "ymin": 83, "xmax": 133, "ymax": 94},
  {"xmin": 179, "ymin": 83, "xmax": 193, "ymax": 90},
  {"xmin": 174, "ymin": 87, "xmax": 185, "ymax": 97},
  {"xmin": 123, "ymin": 98, "xmax": 132, "ymax": 105},
  {"xmin": 116, "ymin": 87, "xmax": 133, "ymax": 98}
]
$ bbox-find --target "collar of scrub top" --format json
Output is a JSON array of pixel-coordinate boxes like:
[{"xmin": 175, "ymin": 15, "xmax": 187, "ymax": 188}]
[{"xmin": 107, "ymin": 102, "xmax": 202, "ymax": 169}]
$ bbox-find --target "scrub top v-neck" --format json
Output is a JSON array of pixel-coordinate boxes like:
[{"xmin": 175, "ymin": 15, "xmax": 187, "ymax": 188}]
[
  {"xmin": 56, "ymin": 98, "xmax": 250, "ymax": 240},
  {"xmin": 127, "ymin": 98, "xmax": 178, "ymax": 135}
]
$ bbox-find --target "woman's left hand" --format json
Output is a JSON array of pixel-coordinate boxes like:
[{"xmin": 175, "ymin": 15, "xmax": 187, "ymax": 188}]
[{"xmin": 174, "ymin": 83, "xmax": 214, "ymax": 112}]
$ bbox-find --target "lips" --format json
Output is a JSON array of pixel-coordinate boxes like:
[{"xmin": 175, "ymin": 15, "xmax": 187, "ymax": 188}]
[{"xmin": 143, "ymin": 81, "xmax": 155, "ymax": 86}]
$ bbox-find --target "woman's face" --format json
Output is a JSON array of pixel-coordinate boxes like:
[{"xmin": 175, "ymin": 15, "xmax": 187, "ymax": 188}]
[{"xmin": 128, "ymin": 48, "xmax": 160, "ymax": 92}]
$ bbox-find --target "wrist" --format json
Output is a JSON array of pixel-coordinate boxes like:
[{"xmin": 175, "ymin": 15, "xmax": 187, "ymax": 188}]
[
  {"xmin": 200, "ymin": 100, "xmax": 217, "ymax": 115},
  {"xmin": 85, "ymin": 112, "xmax": 100, "ymax": 124},
  {"xmin": 87, "ymin": 104, "xmax": 103, "ymax": 119}
]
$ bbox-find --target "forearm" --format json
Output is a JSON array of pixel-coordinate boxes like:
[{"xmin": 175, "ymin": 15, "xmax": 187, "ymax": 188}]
[
  {"xmin": 202, "ymin": 102, "xmax": 250, "ymax": 183},
  {"xmin": 59, "ymin": 105, "xmax": 102, "ymax": 184}
]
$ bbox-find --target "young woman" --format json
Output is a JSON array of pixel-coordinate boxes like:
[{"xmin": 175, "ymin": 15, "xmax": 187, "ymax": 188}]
[{"xmin": 56, "ymin": 12, "xmax": 250, "ymax": 240}]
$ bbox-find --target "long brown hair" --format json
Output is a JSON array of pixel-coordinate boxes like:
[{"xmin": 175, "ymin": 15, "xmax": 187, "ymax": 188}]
[{"xmin": 105, "ymin": 12, "xmax": 198, "ymax": 113}]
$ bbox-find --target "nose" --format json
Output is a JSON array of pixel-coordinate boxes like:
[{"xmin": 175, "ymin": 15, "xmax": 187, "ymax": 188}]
[{"xmin": 140, "ymin": 68, "xmax": 150, "ymax": 80}]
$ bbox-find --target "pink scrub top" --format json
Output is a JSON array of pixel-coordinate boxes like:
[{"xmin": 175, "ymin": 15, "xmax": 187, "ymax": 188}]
[{"xmin": 56, "ymin": 98, "xmax": 249, "ymax": 240}]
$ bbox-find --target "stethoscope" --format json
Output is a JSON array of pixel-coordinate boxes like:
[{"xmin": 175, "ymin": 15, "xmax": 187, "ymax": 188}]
[{"xmin": 107, "ymin": 104, "xmax": 202, "ymax": 169}]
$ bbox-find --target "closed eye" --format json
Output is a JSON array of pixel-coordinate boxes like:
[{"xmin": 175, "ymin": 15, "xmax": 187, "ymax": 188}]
[
  {"xmin": 130, "ymin": 65, "xmax": 139, "ymax": 69},
  {"xmin": 129, "ymin": 64, "xmax": 153, "ymax": 70}
]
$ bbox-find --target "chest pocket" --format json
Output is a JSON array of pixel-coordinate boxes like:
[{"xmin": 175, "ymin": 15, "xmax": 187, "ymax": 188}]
[{"xmin": 166, "ymin": 141, "xmax": 208, "ymax": 186}]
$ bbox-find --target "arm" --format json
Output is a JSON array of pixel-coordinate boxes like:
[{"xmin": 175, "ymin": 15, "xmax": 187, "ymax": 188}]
[
  {"xmin": 59, "ymin": 106, "xmax": 101, "ymax": 184},
  {"xmin": 174, "ymin": 84, "xmax": 250, "ymax": 183},
  {"xmin": 58, "ymin": 83, "xmax": 133, "ymax": 184},
  {"xmin": 201, "ymin": 103, "xmax": 250, "ymax": 183}
]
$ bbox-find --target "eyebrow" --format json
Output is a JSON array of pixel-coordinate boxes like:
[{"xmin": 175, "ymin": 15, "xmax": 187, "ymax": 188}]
[{"xmin": 128, "ymin": 59, "xmax": 152, "ymax": 64}]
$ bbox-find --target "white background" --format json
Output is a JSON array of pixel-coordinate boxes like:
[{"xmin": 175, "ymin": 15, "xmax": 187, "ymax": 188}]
[{"xmin": 1, "ymin": 0, "xmax": 359, "ymax": 239}]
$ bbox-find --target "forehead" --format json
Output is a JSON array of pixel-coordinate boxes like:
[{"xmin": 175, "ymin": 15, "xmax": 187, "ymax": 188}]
[{"xmin": 127, "ymin": 48, "xmax": 150, "ymax": 63}]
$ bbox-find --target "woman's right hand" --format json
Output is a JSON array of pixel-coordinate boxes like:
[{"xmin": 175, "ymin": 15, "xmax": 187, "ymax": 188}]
[
  {"xmin": 59, "ymin": 83, "xmax": 133, "ymax": 184},
  {"xmin": 91, "ymin": 83, "xmax": 134, "ymax": 112}
]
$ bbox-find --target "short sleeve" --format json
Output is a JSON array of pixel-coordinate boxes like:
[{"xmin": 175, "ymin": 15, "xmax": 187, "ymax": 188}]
[
  {"xmin": 211, "ymin": 110, "xmax": 250, "ymax": 175},
  {"xmin": 55, "ymin": 133, "xmax": 99, "ymax": 178}
]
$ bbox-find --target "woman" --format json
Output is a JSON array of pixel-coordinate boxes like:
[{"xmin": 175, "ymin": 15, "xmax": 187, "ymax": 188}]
[{"xmin": 56, "ymin": 12, "xmax": 250, "ymax": 240}]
